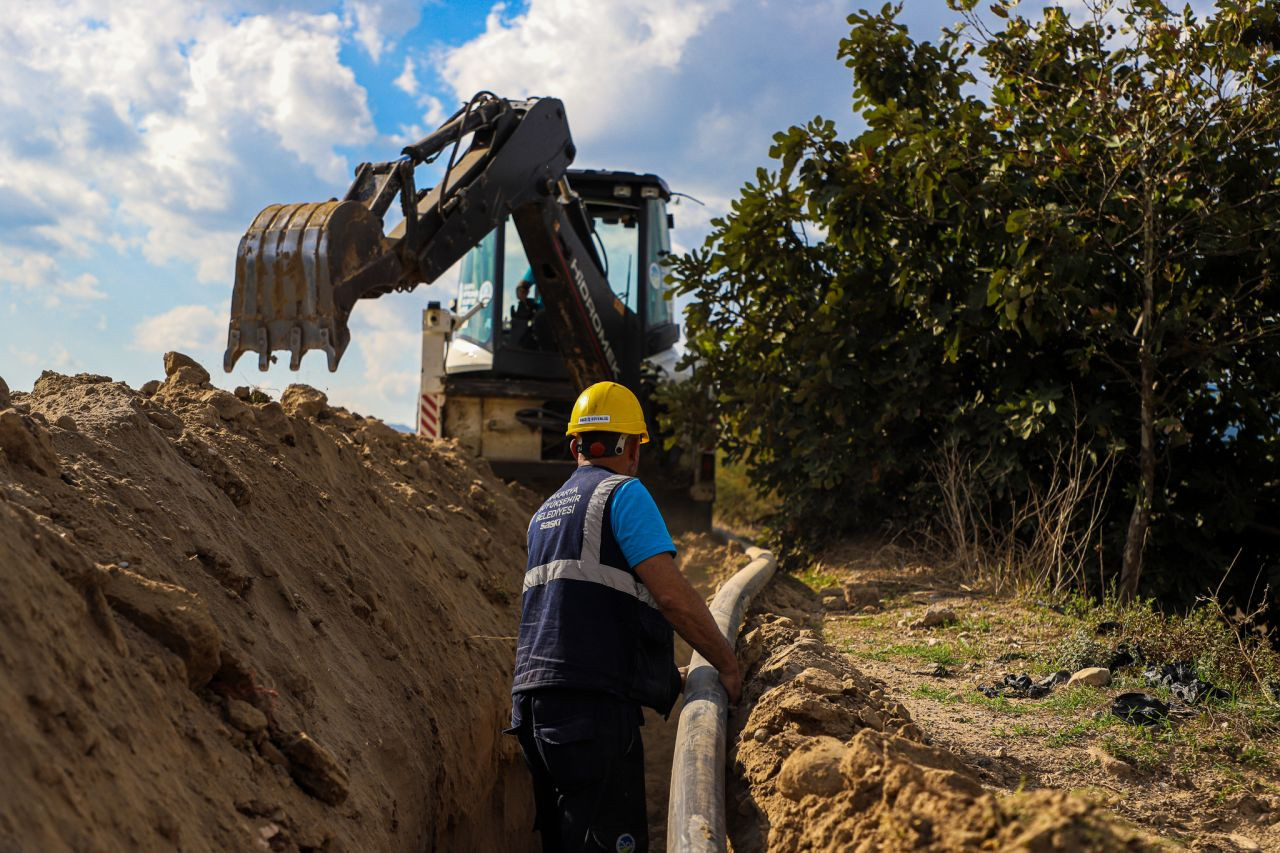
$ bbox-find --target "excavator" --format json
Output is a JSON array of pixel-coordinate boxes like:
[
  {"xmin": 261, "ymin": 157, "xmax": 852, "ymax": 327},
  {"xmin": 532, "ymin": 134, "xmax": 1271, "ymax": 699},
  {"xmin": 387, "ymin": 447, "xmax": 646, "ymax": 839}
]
[{"xmin": 223, "ymin": 92, "xmax": 714, "ymax": 529}]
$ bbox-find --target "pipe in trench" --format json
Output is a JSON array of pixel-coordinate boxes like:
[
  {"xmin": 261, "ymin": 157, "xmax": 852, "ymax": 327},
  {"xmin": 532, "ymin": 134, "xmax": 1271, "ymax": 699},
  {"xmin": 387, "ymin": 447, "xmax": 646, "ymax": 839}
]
[{"xmin": 666, "ymin": 545, "xmax": 776, "ymax": 852}]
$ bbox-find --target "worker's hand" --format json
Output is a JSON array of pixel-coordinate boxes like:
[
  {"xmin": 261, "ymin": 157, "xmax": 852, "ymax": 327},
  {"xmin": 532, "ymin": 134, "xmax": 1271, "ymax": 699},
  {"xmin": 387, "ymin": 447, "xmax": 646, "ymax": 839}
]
[
  {"xmin": 678, "ymin": 665, "xmax": 690, "ymax": 691},
  {"xmin": 719, "ymin": 660, "xmax": 742, "ymax": 706}
]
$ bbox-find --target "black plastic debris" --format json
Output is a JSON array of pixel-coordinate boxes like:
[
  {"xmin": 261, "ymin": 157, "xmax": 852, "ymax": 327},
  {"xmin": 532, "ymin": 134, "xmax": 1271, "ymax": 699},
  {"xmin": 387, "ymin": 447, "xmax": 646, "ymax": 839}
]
[
  {"xmin": 930, "ymin": 664, "xmax": 953, "ymax": 678},
  {"xmin": 978, "ymin": 670, "xmax": 1071, "ymax": 699},
  {"xmin": 1143, "ymin": 661, "xmax": 1231, "ymax": 705},
  {"xmin": 1111, "ymin": 692, "xmax": 1169, "ymax": 726},
  {"xmin": 1106, "ymin": 641, "xmax": 1145, "ymax": 671}
]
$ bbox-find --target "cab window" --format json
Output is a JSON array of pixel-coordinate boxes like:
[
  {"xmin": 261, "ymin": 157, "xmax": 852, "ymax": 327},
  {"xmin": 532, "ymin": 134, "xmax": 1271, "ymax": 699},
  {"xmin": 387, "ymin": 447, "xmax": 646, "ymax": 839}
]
[
  {"xmin": 500, "ymin": 218, "xmax": 533, "ymax": 333},
  {"xmin": 457, "ymin": 228, "xmax": 496, "ymax": 347},
  {"xmin": 645, "ymin": 198, "xmax": 673, "ymax": 328},
  {"xmin": 591, "ymin": 203, "xmax": 639, "ymax": 313}
]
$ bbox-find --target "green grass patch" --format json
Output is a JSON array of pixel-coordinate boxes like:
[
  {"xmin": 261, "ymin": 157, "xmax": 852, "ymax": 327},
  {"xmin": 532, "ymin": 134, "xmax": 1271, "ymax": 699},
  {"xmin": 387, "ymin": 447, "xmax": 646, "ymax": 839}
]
[
  {"xmin": 1046, "ymin": 716, "xmax": 1118, "ymax": 747},
  {"xmin": 795, "ymin": 565, "xmax": 840, "ymax": 593},
  {"xmin": 911, "ymin": 684, "xmax": 961, "ymax": 703},
  {"xmin": 995, "ymin": 722, "xmax": 1051, "ymax": 739},
  {"xmin": 862, "ymin": 640, "xmax": 977, "ymax": 666},
  {"xmin": 953, "ymin": 614, "xmax": 994, "ymax": 634},
  {"xmin": 1041, "ymin": 686, "xmax": 1107, "ymax": 714},
  {"xmin": 1100, "ymin": 731, "xmax": 1165, "ymax": 773}
]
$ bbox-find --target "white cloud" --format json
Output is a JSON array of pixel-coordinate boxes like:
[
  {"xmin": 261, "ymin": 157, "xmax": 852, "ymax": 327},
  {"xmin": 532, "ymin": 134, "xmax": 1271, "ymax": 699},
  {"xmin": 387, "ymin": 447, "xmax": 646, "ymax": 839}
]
[
  {"xmin": 436, "ymin": 0, "xmax": 851, "ymax": 246},
  {"xmin": 8, "ymin": 346, "xmax": 40, "ymax": 367},
  {"xmin": 345, "ymin": 0, "xmax": 426, "ymax": 62},
  {"xmin": 394, "ymin": 57, "xmax": 418, "ymax": 97},
  {"xmin": 439, "ymin": 0, "xmax": 731, "ymax": 142},
  {"xmin": 0, "ymin": 250, "xmax": 106, "ymax": 306},
  {"xmin": 345, "ymin": 297, "xmax": 421, "ymax": 412},
  {"xmin": 131, "ymin": 303, "xmax": 228, "ymax": 354},
  {"xmin": 0, "ymin": 3, "xmax": 377, "ymax": 296}
]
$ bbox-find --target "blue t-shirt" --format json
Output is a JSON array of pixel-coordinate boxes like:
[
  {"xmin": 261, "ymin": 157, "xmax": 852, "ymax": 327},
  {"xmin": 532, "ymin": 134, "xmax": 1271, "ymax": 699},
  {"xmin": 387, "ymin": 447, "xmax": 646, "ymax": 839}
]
[{"xmin": 610, "ymin": 478, "xmax": 676, "ymax": 567}]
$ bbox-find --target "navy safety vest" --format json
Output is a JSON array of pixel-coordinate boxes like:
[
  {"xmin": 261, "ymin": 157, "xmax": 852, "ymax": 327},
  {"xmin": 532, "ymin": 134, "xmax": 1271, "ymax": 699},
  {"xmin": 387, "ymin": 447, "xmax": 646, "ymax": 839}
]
[{"xmin": 513, "ymin": 465, "xmax": 682, "ymax": 716}]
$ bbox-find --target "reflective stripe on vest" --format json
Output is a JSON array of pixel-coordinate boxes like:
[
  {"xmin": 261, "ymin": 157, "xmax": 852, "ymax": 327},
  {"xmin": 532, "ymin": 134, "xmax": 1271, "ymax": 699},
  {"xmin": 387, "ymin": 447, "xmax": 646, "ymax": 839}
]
[{"xmin": 522, "ymin": 473, "xmax": 659, "ymax": 609}]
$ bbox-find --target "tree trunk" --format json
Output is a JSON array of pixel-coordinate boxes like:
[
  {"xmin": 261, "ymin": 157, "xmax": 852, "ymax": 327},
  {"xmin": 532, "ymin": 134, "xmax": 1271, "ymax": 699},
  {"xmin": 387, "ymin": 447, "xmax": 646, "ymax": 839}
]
[{"xmin": 1120, "ymin": 186, "xmax": 1157, "ymax": 600}]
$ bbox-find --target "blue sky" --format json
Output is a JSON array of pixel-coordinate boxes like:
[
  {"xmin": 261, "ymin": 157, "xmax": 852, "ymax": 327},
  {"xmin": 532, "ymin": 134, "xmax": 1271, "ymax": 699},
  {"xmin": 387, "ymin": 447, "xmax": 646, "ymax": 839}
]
[{"xmin": 1, "ymin": 0, "xmax": 1012, "ymax": 424}]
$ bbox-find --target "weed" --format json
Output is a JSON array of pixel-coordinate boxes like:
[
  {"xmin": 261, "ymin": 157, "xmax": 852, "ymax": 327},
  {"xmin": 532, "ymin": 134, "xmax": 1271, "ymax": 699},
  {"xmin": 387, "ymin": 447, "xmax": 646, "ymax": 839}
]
[
  {"xmin": 864, "ymin": 641, "xmax": 976, "ymax": 666},
  {"xmin": 1053, "ymin": 628, "xmax": 1111, "ymax": 673},
  {"xmin": 712, "ymin": 452, "xmax": 777, "ymax": 533},
  {"xmin": 795, "ymin": 565, "xmax": 839, "ymax": 593},
  {"xmin": 911, "ymin": 684, "xmax": 959, "ymax": 703},
  {"xmin": 1100, "ymin": 732, "xmax": 1163, "ymax": 772},
  {"xmin": 1041, "ymin": 686, "xmax": 1106, "ymax": 714}
]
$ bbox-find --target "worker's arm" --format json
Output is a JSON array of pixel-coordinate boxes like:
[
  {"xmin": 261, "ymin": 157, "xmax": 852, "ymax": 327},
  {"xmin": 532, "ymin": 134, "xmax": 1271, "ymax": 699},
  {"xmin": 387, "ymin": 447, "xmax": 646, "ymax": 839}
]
[{"xmin": 635, "ymin": 552, "xmax": 742, "ymax": 704}]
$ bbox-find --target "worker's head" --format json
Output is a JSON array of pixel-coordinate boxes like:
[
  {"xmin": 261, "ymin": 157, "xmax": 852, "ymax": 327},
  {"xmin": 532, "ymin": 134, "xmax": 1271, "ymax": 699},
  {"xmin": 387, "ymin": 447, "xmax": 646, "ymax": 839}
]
[
  {"xmin": 516, "ymin": 282, "xmax": 530, "ymax": 300},
  {"xmin": 566, "ymin": 381, "xmax": 648, "ymax": 474},
  {"xmin": 570, "ymin": 430, "xmax": 642, "ymax": 473}
]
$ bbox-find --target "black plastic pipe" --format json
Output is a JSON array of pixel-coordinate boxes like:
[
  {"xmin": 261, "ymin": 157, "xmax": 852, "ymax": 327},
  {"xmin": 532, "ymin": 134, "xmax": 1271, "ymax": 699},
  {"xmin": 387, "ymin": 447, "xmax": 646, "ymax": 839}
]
[{"xmin": 666, "ymin": 546, "xmax": 776, "ymax": 852}]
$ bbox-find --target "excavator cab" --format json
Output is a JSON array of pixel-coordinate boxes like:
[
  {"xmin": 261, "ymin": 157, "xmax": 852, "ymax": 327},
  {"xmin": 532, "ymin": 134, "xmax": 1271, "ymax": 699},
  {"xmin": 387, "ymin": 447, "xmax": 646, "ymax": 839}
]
[
  {"xmin": 432, "ymin": 170, "xmax": 711, "ymax": 529},
  {"xmin": 446, "ymin": 170, "xmax": 680, "ymax": 383}
]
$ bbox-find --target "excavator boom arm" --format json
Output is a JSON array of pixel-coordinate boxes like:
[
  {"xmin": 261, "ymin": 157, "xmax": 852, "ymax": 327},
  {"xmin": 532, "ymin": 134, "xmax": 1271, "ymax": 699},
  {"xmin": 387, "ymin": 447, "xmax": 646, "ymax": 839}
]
[{"xmin": 224, "ymin": 93, "xmax": 628, "ymax": 388}]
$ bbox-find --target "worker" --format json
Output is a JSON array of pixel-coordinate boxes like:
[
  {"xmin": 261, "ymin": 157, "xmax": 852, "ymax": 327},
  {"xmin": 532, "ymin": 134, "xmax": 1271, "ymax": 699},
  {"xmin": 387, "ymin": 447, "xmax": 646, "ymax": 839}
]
[
  {"xmin": 512, "ymin": 280, "xmax": 540, "ymax": 322},
  {"xmin": 507, "ymin": 381, "xmax": 741, "ymax": 853}
]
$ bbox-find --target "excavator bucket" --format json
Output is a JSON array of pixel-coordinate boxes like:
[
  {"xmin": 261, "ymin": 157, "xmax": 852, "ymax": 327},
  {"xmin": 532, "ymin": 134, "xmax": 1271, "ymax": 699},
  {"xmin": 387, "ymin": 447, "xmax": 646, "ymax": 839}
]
[{"xmin": 224, "ymin": 200, "xmax": 401, "ymax": 373}]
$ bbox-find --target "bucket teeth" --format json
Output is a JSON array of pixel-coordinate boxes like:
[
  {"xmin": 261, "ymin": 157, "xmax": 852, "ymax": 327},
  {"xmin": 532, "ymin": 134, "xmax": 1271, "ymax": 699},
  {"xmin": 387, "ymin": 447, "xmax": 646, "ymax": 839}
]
[{"xmin": 224, "ymin": 200, "xmax": 397, "ymax": 373}]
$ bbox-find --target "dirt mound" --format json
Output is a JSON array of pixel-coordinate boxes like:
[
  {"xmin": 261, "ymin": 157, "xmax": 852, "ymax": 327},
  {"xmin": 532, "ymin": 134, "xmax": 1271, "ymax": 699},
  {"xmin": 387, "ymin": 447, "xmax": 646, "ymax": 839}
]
[
  {"xmin": 0, "ymin": 358, "xmax": 535, "ymax": 851},
  {"xmin": 727, "ymin": 581, "xmax": 1155, "ymax": 851},
  {"xmin": 673, "ymin": 531, "xmax": 748, "ymax": 590}
]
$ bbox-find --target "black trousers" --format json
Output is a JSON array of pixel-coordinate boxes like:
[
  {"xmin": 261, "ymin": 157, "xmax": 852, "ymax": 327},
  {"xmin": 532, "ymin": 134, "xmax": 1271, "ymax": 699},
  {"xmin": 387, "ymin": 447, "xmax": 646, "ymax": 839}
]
[{"xmin": 509, "ymin": 689, "xmax": 648, "ymax": 853}]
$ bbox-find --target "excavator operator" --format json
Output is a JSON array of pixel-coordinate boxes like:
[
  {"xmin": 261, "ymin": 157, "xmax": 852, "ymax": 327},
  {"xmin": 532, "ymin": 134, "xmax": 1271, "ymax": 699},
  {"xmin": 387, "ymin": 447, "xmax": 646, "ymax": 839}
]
[{"xmin": 507, "ymin": 382, "xmax": 741, "ymax": 853}]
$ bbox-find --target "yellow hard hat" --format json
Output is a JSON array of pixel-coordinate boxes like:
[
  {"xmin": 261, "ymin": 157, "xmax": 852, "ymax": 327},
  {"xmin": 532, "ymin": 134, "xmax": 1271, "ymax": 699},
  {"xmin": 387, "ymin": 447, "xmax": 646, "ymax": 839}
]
[{"xmin": 566, "ymin": 381, "xmax": 649, "ymax": 443}]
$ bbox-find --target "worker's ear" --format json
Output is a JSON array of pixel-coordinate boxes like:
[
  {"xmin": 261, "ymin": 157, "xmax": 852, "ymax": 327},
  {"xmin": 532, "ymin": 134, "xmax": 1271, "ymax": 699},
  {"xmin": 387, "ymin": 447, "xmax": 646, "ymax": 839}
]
[{"xmin": 569, "ymin": 437, "xmax": 580, "ymax": 458}]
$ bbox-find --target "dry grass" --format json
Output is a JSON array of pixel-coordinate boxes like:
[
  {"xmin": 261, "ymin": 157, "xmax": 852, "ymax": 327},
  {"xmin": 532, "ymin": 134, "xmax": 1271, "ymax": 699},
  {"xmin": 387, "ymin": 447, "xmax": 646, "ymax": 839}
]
[{"xmin": 927, "ymin": 434, "xmax": 1115, "ymax": 598}]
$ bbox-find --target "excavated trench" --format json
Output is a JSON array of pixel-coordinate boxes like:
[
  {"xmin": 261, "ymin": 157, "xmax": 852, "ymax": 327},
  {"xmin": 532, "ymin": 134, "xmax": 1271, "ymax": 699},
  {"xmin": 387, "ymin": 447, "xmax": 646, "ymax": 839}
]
[{"xmin": 1, "ymin": 359, "xmax": 1158, "ymax": 852}]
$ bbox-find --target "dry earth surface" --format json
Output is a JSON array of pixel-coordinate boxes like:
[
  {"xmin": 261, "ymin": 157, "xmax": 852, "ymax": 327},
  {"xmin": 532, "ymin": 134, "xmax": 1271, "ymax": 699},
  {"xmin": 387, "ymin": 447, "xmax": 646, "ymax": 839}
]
[
  {"xmin": 722, "ymin": 538, "xmax": 1279, "ymax": 852},
  {"xmin": 0, "ymin": 356, "xmax": 540, "ymax": 852}
]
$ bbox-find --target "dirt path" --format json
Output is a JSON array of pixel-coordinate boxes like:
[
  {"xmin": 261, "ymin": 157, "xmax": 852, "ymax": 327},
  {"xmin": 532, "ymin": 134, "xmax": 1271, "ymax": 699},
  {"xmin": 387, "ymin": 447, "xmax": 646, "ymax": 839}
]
[{"xmin": 812, "ymin": 542, "xmax": 1280, "ymax": 851}]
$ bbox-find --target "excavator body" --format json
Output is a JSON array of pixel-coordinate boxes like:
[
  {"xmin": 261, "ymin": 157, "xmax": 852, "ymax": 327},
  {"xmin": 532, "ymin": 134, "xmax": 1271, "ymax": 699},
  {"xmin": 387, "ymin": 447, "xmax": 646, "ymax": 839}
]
[
  {"xmin": 224, "ymin": 94, "xmax": 713, "ymax": 529},
  {"xmin": 432, "ymin": 169, "xmax": 711, "ymax": 529}
]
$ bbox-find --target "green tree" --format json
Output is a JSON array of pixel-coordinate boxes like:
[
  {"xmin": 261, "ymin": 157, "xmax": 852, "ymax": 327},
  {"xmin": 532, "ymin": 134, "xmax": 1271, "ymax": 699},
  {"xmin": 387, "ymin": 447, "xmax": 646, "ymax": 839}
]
[{"xmin": 669, "ymin": 0, "xmax": 1280, "ymax": 598}]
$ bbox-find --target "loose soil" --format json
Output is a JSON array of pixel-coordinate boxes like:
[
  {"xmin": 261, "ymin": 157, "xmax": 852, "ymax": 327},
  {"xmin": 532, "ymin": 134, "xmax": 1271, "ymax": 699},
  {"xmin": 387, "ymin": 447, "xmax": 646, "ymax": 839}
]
[{"xmin": 0, "ymin": 358, "xmax": 540, "ymax": 852}]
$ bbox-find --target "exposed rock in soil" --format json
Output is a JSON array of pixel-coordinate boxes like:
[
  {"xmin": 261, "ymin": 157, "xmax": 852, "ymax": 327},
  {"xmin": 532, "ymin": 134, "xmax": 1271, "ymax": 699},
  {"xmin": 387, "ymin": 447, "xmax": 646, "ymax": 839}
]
[
  {"xmin": 0, "ymin": 408, "xmax": 60, "ymax": 475},
  {"xmin": 842, "ymin": 581, "xmax": 880, "ymax": 611},
  {"xmin": 911, "ymin": 605, "xmax": 958, "ymax": 629},
  {"xmin": 98, "ymin": 563, "xmax": 223, "ymax": 688},
  {"xmin": 281, "ymin": 384, "xmax": 328, "ymax": 419},
  {"xmin": 277, "ymin": 731, "xmax": 349, "ymax": 806},
  {"xmin": 1069, "ymin": 666, "xmax": 1113, "ymax": 687}
]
